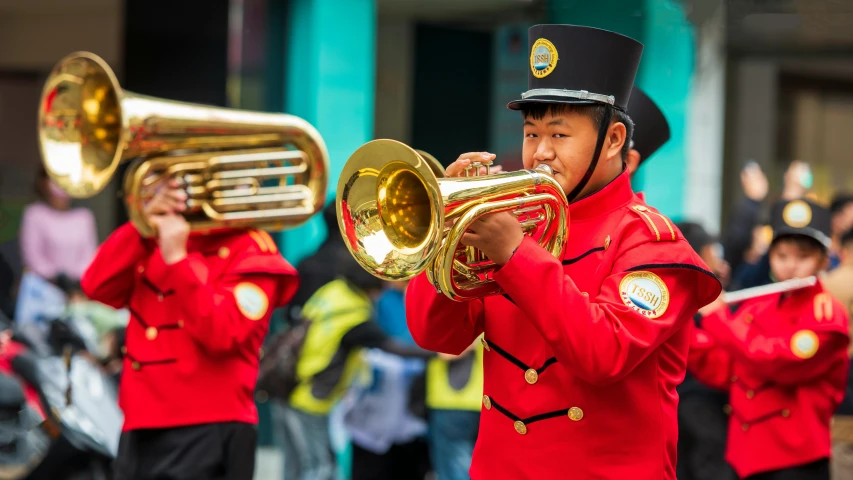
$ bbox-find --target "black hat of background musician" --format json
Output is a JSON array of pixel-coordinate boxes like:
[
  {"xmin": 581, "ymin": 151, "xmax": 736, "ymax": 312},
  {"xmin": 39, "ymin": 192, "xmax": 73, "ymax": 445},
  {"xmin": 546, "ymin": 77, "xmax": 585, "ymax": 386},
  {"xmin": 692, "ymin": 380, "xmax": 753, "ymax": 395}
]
[
  {"xmin": 507, "ymin": 24, "xmax": 644, "ymax": 111},
  {"xmin": 626, "ymin": 86, "xmax": 671, "ymax": 164},
  {"xmin": 770, "ymin": 198, "xmax": 832, "ymax": 250}
]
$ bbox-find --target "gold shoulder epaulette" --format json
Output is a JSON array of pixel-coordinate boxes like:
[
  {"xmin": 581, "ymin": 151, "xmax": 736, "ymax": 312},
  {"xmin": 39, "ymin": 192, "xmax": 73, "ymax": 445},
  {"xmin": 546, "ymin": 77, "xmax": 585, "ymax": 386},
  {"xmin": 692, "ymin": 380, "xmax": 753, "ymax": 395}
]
[
  {"xmin": 629, "ymin": 205, "xmax": 676, "ymax": 242},
  {"xmin": 248, "ymin": 229, "xmax": 279, "ymax": 254},
  {"xmin": 814, "ymin": 293, "xmax": 834, "ymax": 322}
]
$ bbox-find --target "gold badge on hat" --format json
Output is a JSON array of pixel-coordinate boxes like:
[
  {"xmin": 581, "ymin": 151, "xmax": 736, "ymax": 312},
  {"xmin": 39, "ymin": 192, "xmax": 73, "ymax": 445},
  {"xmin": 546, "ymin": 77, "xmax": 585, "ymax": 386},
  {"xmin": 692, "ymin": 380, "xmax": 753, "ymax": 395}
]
[
  {"xmin": 782, "ymin": 200, "xmax": 812, "ymax": 228},
  {"xmin": 530, "ymin": 38, "xmax": 559, "ymax": 78}
]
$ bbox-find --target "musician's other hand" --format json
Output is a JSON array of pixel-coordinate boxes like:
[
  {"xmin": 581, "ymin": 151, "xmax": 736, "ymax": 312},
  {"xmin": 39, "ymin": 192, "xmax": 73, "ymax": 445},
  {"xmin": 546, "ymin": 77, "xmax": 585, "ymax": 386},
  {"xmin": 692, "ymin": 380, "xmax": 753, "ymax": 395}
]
[
  {"xmin": 142, "ymin": 178, "xmax": 188, "ymax": 221},
  {"xmin": 150, "ymin": 213, "xmax": 189, "ymax": 265},
  {"xmin": 446, "ymin": 152, "xmax": 497, "ymax": 177},
  {"xmin": 460, "ymin": 211, "xmax": 523, "ymax": 266}
]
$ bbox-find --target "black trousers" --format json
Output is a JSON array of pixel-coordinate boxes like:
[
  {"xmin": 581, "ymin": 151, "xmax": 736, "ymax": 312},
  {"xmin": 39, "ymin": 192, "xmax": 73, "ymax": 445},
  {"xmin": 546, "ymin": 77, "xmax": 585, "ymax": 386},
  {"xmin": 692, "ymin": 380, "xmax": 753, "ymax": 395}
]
[
  {"xmin": 351, "ymin": 438, "xmax": 431, "ymax": 480},
  {"xmin": 112, "ymin": 422, "xmax": 257, "ymax": 480},
  {"xmin": 744, "ymin": 459, "xmax": 830, "ymax": 480},
  {"xmin": 677, "ymin": 394, "xmax": 736, "ymax": 480}
]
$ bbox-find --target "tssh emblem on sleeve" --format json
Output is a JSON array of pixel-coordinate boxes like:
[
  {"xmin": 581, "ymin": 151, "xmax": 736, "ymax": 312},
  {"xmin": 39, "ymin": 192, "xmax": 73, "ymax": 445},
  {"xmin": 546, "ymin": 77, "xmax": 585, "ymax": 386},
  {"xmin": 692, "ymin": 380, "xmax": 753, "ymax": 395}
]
[
  {"xmin": 235, "ymin": 282, "xmax": 269, "ymax": 321},
  {"xmin": 619, "ymin": 271, "xmax": 670, "ymax": 319}
]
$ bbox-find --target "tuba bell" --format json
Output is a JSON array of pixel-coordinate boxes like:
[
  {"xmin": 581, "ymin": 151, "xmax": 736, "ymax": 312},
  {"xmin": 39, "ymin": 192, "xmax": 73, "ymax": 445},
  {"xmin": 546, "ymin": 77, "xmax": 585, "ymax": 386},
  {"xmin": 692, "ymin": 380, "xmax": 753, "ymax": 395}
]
[
  {"xmin": 37, "ymin": 51, "xmax": 329, "ymax": 237},
  {"xmin": 336, "ymin": 139, "xmax": 570, "ymax": 301}
]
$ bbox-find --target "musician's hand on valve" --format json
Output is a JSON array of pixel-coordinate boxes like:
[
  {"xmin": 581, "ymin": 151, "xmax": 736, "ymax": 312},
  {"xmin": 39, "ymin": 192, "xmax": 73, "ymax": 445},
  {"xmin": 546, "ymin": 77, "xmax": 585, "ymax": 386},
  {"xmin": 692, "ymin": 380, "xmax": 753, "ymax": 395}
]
[
  {"xmin": 460, "ymin": 211, "xmax": 524, "ymax": 266},
  {"xmin": 150, "ymin": 213, "xmax": 190, "ymax": 265},
  {"xmin": 446, "ymin": 152, "xmax": 499, "ymax": 177},
  {"xmin": 142, "ymin": 178, "xmax": 188, "ymax": 221}
]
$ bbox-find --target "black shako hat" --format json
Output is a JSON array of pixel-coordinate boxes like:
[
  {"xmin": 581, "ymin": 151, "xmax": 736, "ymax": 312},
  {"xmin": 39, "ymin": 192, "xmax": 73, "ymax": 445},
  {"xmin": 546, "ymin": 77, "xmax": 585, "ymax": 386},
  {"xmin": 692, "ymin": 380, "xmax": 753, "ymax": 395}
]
[
  {"xmin": 626, "ymin": 86, "xmax": 671, "ymax": 164},
  {"xmin": 507, "ymin": 24, "xmax": 643, "ymax": 111},
  {"xmin": 770, "ymin": 199, "xmax": 832, "ymax": 250}
]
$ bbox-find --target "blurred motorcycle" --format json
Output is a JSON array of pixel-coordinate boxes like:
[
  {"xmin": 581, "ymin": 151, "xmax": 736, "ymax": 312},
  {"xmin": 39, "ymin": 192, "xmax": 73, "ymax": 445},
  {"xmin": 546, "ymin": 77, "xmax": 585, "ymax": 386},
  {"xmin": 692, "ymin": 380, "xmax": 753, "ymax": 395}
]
[{"xmin": 0, "ymin": 310, "xmax": 123, "ymax": 479}]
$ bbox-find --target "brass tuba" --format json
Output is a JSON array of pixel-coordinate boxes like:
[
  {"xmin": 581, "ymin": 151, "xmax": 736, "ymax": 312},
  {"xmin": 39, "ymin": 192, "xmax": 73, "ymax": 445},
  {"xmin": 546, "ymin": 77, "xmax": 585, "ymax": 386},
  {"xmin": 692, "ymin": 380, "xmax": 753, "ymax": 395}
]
[
  {"xmin": 336, "ymin": 139, "xmax": 569, "ymax": 301},
  {"xmin": 38, "ymin": 51, "xmax": 329, "ymax": 237}
]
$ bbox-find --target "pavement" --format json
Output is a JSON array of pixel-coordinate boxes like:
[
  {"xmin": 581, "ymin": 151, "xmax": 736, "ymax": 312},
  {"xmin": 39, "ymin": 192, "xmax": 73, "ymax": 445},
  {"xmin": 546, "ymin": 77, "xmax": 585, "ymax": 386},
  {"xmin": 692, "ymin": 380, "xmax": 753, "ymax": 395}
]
[{"xmin": 254, "ymin": 447, "xmax": 283, "ymax": 480}]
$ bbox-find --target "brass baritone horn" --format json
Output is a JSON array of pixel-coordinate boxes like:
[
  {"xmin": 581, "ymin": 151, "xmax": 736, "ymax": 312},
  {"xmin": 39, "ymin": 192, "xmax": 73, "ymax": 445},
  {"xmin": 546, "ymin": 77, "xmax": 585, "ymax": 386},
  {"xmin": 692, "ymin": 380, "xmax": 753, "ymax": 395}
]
[
  {"xmin": 38, "ymin": 52, "xmax": 329, "ymax": 237},
  {"xmin": 336, "ymin": 139, "xmax": 570, "ymax": 301}
]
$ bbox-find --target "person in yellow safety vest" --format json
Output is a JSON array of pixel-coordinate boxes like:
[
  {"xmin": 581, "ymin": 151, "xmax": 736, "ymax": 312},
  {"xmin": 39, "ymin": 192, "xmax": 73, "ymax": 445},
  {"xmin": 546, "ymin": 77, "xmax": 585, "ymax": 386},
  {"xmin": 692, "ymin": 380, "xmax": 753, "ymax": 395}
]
[
  {"xmin": 271, "ymin": 251, "xmax": 433, "ymax": 480},
  {"xmin": 426, "ymin": 336, "xmax": 484, "ymax": 480}
]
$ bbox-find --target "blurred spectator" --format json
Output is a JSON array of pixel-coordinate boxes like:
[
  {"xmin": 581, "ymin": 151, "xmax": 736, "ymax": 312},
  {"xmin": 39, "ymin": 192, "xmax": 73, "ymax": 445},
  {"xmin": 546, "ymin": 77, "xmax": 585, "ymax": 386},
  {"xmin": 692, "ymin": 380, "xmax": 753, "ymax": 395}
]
[
  {"xmin": 272, "ymin": 249, "xmax": 432, "ymax": 480},
  {"xmin": 284, "ymin": 202, "xmax": 348, "ymax": 324},
  {"xmin": 679, "ymin": 222, "xmax": 730, "ymax": 288},
  {"xmin": 676, "ymin": 221, "xmax": 735, "ymax": 480},
  {"xmin": 830, "ymin": 193, "xmax": 853, "ymax": 270},
  {"xmin": 722, "ymin": 162, "xmax": 768, "ymax": 277},
  {"xmin": 19, "ymin": 166, "xmax": 97, "ymax": 284},
  {"xmin": 823, "ymin": 228, "xmax": 853, "ymax": 480},
  {"xmin": 376, "ymin": 281, "xmax": 415, "ymax": 345},
  {"xmin": 725, "ymin": 162, "xmax": 810, "ymax": 291},
  {"xmin": 347, "ymin": 279, "xmax": 432, "ymax": 480},
  {"xmin": 426, "ymin": 339, "xmax": 482, "ymax": 480}
]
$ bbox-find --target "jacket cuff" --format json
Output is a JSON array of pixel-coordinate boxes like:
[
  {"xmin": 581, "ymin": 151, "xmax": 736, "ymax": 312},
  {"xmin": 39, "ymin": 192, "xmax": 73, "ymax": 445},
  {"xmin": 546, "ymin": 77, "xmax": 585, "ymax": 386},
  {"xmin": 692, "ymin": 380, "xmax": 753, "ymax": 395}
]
[{"xmin": 493, "ymin": 236, "xmax": 582, "ymax": 304}]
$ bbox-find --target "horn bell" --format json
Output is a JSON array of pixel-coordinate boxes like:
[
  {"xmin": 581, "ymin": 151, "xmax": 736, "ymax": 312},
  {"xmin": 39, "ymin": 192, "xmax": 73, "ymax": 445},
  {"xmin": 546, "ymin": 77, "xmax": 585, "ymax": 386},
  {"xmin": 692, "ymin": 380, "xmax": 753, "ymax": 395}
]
[
  {"xmin": 337, "ymin": 139, "xmax": 444, "ymax": 282},
  {"xmin": 336, "ymin": 139, "xmax": 570, "ymax": 301}
]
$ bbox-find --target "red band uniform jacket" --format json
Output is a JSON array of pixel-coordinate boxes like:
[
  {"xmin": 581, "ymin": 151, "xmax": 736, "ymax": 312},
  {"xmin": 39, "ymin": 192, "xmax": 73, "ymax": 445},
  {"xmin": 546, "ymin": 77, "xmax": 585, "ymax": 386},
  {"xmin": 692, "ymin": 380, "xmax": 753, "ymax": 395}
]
[
  {"xmin": 689, "ymin": 283, "xmax": 850, "ymax": 478},
  {"xmin": 81, "ymin": 223, "xmax": 298, "ymax": 431},
  {"xmin": 406, "ymin": 173, "xmax": 721, "ymax": 480}
]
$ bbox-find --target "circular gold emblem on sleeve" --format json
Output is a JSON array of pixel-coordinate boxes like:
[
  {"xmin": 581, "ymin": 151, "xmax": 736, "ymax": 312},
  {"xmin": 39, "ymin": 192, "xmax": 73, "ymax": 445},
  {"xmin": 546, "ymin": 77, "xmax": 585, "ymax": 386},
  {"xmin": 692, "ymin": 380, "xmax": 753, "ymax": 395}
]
[
  {"xmin": 619, "ymin": 271, "xmax": 670, "ymax": 319},
  {"xmin": 790, "ymin": 330, "xmax": 819, "ymax": 359},
  {"xmin": 524, "ymin": 368, "xmax": 539, "ymax": 385},
  {"xmin": 568, "ymin": 407, "xmax": 584, "ymax": 422},
  {"xmin": 514, "ymin": 421, "xmax": 528, "ymax": 435},
  {"xmin": 235, "ymin": 282, "xmax": 269, "ymax": 321}
]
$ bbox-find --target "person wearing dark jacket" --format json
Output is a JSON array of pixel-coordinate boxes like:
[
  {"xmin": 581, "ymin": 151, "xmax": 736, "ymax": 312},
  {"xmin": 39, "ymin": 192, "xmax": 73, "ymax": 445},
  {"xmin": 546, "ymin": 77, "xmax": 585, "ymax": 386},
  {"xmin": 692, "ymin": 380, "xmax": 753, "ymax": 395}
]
[{"xmin": 676, "ymin": 221, "xmax": 736, "ymax": 480}]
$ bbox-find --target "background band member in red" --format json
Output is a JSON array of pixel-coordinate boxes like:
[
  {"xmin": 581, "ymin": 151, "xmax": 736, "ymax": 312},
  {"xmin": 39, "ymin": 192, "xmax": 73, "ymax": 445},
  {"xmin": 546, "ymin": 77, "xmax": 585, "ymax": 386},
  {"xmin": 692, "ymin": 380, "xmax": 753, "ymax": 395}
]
[
  {"xmin": 689, "ymin": 199, "xmax": 850, "ymax": 480},
  {"xmin": 406, "ymin": 24, "xmax": 722, "ymax": 479},
  {"xmin": 81, "ymin": 178, "xmax": 299, "ymax": 479},
  {"xmin": 625, "ymin": 85, "xmax": 671, "ymax": 180}
]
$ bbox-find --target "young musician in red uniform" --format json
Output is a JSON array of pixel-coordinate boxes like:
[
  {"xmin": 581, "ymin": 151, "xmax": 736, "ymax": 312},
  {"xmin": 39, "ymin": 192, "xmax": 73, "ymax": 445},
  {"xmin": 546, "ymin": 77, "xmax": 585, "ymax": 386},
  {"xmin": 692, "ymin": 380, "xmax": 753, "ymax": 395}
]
[
  {"xmin": 81, "ymin": 178, "xmax": 299, "ymax": 479},
  {"xmin": 406, "ymin": 24, "xmax": 722, "ymax": 479},
  {"xmin": 689, "ymin": 199, "xmax": 851, "ymax": 480}
]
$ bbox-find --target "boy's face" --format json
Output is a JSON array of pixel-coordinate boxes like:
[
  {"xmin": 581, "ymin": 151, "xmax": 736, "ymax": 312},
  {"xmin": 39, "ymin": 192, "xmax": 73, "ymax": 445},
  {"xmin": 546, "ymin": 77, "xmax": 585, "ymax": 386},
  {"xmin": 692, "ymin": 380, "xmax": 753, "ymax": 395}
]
[
  {"xmin": 700, "ymin": 243, "xmax": 730, "ymax": 288},
  {"xmin": 522, "ymin": 110, "xmax": 625, "ymax": 196},
  {"xmin": 768, "ymin": 239, "xmax": 828, "ymax": 282}
]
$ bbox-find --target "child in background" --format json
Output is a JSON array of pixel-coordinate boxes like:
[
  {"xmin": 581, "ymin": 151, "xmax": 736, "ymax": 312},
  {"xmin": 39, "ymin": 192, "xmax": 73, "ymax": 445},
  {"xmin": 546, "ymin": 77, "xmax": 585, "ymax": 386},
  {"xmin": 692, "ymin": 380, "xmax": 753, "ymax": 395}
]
[{"xmin": 690, "ymin": 199, "xmax": 850, "ymax": 480}]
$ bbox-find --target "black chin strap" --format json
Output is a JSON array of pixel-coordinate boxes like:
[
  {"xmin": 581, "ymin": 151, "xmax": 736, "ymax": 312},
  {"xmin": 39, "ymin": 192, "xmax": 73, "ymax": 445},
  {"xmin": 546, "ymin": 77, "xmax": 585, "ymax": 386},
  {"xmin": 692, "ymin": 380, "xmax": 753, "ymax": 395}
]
[{"xmin": 567, "ymin": 107, "xmax": 612, "ymax": 203}]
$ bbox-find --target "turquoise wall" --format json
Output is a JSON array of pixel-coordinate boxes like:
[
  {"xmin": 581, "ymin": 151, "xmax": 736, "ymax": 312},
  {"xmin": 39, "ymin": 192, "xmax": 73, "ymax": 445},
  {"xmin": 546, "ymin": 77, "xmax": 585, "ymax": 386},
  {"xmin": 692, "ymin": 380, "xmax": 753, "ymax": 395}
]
[
  {"xmin": 548, "ymin": 0, "xmax": 695, "ymax": 219},
  {"xmin": 277, "ymin": 0, "xmax": 377, "ymax": 267}
]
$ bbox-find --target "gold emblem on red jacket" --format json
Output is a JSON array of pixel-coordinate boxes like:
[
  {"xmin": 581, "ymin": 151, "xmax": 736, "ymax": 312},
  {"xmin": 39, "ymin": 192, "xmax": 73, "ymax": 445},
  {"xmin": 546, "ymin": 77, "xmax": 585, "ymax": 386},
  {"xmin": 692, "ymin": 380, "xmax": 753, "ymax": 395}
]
[
  {"xmin": 235, "ymin": 282, "xmax": 269, "ymax": 321},
  {"xmin": 790, "ymin": 330, "xmax": 819, "ymax": 359},
  {"xmin": 619, "ymin": 271, "xmax": 670, "ymax": 319}
]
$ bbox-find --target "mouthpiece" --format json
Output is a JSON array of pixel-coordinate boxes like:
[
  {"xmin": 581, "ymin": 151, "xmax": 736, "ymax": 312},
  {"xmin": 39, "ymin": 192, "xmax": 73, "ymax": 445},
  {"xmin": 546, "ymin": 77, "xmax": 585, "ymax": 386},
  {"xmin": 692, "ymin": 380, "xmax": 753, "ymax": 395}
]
[{"xmin": 536, "ymin": 164, "xmax": 554, "ymax": 175}]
